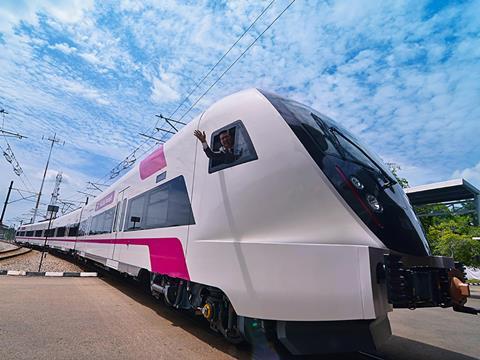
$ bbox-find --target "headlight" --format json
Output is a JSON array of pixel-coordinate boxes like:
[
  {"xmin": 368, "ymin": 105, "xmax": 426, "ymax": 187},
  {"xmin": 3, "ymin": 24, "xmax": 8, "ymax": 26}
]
[
  {"xmin": 366, "ymin": 194, "xmax": 383, "ymax": 213},
  {"xmin": 350, "ymin": 176, "xmax": 364, "ymax": 190}
]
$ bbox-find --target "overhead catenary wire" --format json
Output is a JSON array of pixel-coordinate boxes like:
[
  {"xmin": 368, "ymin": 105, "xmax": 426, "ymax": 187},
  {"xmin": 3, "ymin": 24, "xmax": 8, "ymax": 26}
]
[
  {"xmin": 177, "ymin": 0, "xmax": 297, "ymax": 124},
  {"xmin": 62, "ymin": 0, "xmax": 297, "ymax": 206},
  {"xmin": 0, "ymin": 109, "xmax": 36, "ymax": 194},
  {"xmin": 139, "ymin": 0, "xmax": 297, "ymax": 164},
  {"xmin": 168, "ymin": 0, "xmax": 277, "ymax": 120},
  {"xmin": 64, "ymin": 1, "xmax": 282, "ymax": 202},
  {"xmin": 94, "ymin": 1, "xmax": 279, "ymax": 184},
  {"xmin": 135, "ymin": 0, "xmax": 297, "ymax": 162}
]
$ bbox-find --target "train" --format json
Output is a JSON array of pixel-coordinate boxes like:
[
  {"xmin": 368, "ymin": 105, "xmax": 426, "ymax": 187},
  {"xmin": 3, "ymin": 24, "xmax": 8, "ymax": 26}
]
[{"xmin": 15, "ymin": 89, "xmax": 476, "ymax": 354}]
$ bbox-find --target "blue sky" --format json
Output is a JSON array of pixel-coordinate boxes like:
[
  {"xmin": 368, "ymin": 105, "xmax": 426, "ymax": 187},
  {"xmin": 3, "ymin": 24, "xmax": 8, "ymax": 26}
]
[{"xmin": 0, "ymin": 0, "xmax": 479, "ymax": 225}]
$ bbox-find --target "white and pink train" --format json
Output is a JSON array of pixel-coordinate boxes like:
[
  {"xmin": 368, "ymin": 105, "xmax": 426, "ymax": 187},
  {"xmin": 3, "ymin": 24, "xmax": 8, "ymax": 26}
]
[{"xmin": 16, "ymin": 89, "xmax": 475, "ymax": 354}]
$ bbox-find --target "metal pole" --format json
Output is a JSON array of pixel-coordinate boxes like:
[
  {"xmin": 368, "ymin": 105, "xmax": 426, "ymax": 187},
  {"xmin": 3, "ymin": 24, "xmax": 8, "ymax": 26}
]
[
  {"xmin": 38, "ymin": 211, "xmax": 54, "ymax": 272},
  {"xmin": 0, "ymin": 180, "xmax": 14, "ymax": 224},
  {"xmin": 475, "ymin": 194, "xmax": 480, "ymax": 226},
  {"xmin": 33, "ymin": 134, "xmax": 60, "ymax": 223}
]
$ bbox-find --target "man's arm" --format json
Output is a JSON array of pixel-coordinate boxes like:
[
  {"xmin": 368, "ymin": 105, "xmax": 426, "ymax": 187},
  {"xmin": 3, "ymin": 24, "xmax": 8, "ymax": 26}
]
[
  {"xmin": 203, "ymin": 143, "xmax": 223, "ymax": 159},
  {"xmin": 194, "ymin": 130, "xmax": 223, "ymax": 159}
]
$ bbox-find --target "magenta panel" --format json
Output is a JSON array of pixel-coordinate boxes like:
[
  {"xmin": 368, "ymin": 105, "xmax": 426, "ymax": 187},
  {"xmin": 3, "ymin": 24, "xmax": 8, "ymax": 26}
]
[
  {"xmin": 42, "ymin": 236, "xmax": 190, "ymax": 280},
  {"xmin": 139, "ymin": 146, "xmax": 167, "ymax": 180},
  {"xmin": 95, "ymin": 191, "xmax": 115, "ymax": 211}
]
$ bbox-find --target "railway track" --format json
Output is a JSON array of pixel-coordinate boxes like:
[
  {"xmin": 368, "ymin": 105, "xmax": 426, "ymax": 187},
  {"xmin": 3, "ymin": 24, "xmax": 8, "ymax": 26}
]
[{"xmin": 0, "ymin": 243, "xmax": 32, "ymax": 261}]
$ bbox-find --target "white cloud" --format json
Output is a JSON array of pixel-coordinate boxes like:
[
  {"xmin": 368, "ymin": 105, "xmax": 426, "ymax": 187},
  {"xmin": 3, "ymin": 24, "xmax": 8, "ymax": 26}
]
[
  {"xmin": 150, "ymin": 73, "xmax": 181, "ymax": 104},
  {"xmin": 79, "ymin": 52, "xmax": 102, "ymax": 65},
  {"xmin": 119, "ymin": 0, "xmax": 145, "ymax": 12},
  {"xmin": 46, "ymin": 0, "xmax": 94, "ymax": 23},
  {"xmin": 452, "ymin": 162, "xmax": 480, "ymax": 188},
  {"xmin": 55, "ymin": 77, "xmax": 110, "ymax": 105},
  {"xmin": 49, "ymin": 42, "xmax": 77, "ymax": 54},
  {"xmin": 0, "ymin": 0, "xmax": 94, "ymax": 33}
]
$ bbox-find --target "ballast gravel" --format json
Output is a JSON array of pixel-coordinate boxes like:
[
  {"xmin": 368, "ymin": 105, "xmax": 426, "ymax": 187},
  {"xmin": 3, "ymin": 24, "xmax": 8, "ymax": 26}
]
[{"xmin": 0, "ymin": 249, "xmax": 85, "ymax": 272}]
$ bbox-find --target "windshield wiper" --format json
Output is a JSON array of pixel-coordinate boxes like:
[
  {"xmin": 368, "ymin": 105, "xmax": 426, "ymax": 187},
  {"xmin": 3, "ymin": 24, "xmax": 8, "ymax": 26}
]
[
  {"xmin": 310, "ymin": 113, "xmax": 347, "ymax": 159},
  {"xmin": 329, "ymin": 127, "xmax": 397, "ymax": 189}
]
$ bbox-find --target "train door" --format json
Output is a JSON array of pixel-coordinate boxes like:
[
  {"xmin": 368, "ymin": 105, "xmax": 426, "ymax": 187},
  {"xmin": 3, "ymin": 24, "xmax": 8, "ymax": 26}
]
[
  {"xmin": 109, "ymin": 201, "xmax": 121, "ymax": 259},
  {"xmin": 112, "ymin": 187, "xmax": 128, "ymax": 261}
]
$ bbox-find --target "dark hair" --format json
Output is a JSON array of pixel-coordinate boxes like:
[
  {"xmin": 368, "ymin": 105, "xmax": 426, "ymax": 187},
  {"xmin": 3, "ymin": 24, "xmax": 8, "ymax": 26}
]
[{"xmin": 219, "ymin": 130, "xmax": 230, "ymax": 137}]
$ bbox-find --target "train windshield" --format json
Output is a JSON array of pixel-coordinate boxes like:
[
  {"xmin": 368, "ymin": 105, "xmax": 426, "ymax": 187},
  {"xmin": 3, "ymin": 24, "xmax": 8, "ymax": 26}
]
[
  {"xmin": 268, "ymin": 93, "xmax": 396, "ymax": 187},
  {"xmin": 328, "ymin": 126, "xmax": 397, "ymax": 188}
]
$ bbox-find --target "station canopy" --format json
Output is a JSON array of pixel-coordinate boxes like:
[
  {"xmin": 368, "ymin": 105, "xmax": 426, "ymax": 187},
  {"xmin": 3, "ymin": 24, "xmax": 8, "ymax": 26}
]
[{"xmin": 405, "ymin": 178, "xmax": 480, "ymax": 206}]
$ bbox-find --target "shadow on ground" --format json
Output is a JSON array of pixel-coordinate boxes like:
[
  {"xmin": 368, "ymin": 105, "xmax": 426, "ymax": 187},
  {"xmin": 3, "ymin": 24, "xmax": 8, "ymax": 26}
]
[
  {"xmin": 53, "ymin": 252, "xmax": 478, "ymax": 360},
  {"xmin": 378, "ymin": 336, "xmax": 478, "ymax": 360}
]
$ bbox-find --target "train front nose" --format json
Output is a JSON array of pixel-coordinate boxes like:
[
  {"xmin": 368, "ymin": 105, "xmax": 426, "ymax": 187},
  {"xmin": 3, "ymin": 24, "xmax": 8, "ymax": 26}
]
[{"xmin": 260, "ymin": 90, "xmax": 431, "ymax": 257}]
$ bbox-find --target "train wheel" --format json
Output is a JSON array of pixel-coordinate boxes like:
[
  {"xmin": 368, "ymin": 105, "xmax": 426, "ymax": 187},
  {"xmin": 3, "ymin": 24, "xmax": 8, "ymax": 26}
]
[
  {"xmin": 137, "ymin": 269, "xmax": 151, "ymax": 294},
  {"xmin": 224, "ymin": 327, "xmax": 243, "ymax": 344}
]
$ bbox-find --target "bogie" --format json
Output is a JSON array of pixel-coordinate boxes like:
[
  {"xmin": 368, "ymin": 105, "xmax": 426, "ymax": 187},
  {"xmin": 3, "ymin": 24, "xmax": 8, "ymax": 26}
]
[{"xmin": 150, "ymin": 273, "xmax": 244, "ymax": 343}]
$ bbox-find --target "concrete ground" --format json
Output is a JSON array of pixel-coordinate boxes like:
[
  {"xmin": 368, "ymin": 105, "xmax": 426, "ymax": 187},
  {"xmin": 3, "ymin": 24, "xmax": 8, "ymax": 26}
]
[
  {"xmin": 383, "ymin": 287, "xmax": 480, "ymax": 360},
  {"xmin": 0, "ymin": 240, "xmax": 18, "ymax": 252},
  {"xmin": 0, "ymin": 276, "xmax": 478, "ymax": 360}
]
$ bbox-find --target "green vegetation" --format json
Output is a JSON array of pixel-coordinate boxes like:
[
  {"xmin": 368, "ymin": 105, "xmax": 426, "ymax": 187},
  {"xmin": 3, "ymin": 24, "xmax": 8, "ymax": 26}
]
[
  {"xmin": 3, "ymin": 227, "xmax": 16, "ymax": 241},
  {"xmin": 388, "ymin": 163, "xmax": 409, "ymax": 189},
  {"xmin": 421, "ymin": 213, "xmax": 480, "ymax": 267},
  {"xmin": 388, "ymin": 164, "xmax": 480, "ymax": 267}
]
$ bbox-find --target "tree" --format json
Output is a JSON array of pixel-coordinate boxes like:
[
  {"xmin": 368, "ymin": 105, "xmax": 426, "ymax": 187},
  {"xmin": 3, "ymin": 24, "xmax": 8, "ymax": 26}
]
[
  {"xmin": 426, "ymin": 216, "xmax": 480, "ymax": 267},
  {"xmin": 387, "ymin": 163, "xmax": 409, "ymax": 189},
  {"xmin": 415, "ymin": 203, "xmax": 453, "ymax": 230},
  {"xmin": 385, "ymin": 164, "xmax": 480, "ymax": 266},
  {"xmin": 3, "ymin": 227, "xmax": 16, "ymax": 241}
]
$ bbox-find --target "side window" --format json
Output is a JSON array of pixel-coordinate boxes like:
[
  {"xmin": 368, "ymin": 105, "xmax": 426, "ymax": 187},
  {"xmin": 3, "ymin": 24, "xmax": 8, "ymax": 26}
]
[
  {"xmin": 125, "ymin": 194, "xmax": 147, "ymax": 230},
  {"xmin": 166, "ymin": 176, "xmax": 196, "ymax": 226},
  {"xmin": 144, "ymin": 185, "xmax": 168, "ymax": 229},
  {"xmin": 79, "ymin": 217, "xmax": 91, "ymax": 236},
  {"xmin": 124, "ymin": 176, "xmax": 195, "ymax": 231},
  {"xmin": 103, "ymin": 208, "xmax": 115, "ymax": 233},
  {"xmin": 34, "ymin": 230, "xmax": 43, "ymax": 237},
  {"xmin": 26, "ymin": 230, "xmax": 34, "ymax": 237},
  {"xmin": 56, "ymin": 227, "xmax": 66, "ymax": 237},
  {"xmin": 208, "ymin": 120, "xmax": 258, "ymax": 174},
  {"xmin": 89, "ymin": 215, "xmax": 99, "ymax": 235},
  {"xmin": 45, "ymin": 228, "xmax": 55, "ymax": 237},
  {"xmin": 90, "ymin": 208, "xmax": 115, "ymax": 235},
  {"xmin": 68, "ymin": 224, "xmax": 79, "ymax": 237}
]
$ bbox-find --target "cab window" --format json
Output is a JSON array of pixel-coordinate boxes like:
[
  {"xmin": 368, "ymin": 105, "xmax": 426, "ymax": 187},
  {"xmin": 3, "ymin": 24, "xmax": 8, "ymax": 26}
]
[{"xmin": 208, "ymin": 120, "xmax": 258, "ymax": 173}]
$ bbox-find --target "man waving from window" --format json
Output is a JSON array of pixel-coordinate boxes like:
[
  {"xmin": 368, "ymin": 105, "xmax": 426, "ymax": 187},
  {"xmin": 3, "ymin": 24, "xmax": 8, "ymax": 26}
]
[{"xmin": 194, "ymin": 129, "xmax": 241, "ymax": 165}]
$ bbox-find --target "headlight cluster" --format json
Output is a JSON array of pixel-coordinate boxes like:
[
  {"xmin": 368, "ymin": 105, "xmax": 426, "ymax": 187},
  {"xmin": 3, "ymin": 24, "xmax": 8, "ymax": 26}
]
[
  {"xmin": 350, "ymin": 176, "xmax": 383, "ymax": 213},
  {"xmin": 366, "ymin": 194, "xmax": 383, "ymax": 213},
  {"xmin": 350, "ymin": 176, "xmax": 364, "ymax": 190}
]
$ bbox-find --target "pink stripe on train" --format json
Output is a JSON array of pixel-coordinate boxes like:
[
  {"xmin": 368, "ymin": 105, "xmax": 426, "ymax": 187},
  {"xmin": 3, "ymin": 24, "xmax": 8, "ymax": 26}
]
[
  {"xmin": 139, "ymin": 145, "xmax": 167, "ymax": 180},
  {"xmin": 17, "ymin": 236, "xmax": 189, "ymax": 280}
]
